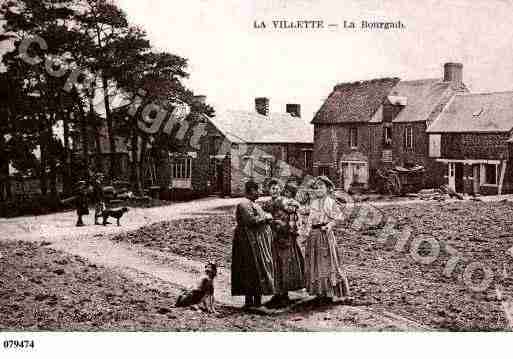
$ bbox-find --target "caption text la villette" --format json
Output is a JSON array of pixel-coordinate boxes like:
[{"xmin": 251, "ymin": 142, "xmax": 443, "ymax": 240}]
[{"xmin": 253, "ymin": 19, "xmax": 405, "ymax": 30}]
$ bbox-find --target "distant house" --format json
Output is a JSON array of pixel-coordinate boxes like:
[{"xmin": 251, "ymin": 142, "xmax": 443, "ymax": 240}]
[
  {"xmin": 427, "ymin": 91, "xmax": 513, "ymax": 195},
  {"xmin": 173, "ymin": 97, "xmax": 314, "ymax": 197},
  {"xmin": 207, "ymin": 98, "xmax": 313, "ymax": 195},
  {"xmin": 311, "ymin": 63, "xmax": 468, "ymax": 191},
  {"xmin": 77, "ymin": 95, "xmax": 313, "ymax": 197}
]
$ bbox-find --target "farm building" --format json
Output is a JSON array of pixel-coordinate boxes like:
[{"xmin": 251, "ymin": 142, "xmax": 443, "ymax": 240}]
[
  {"xmin": 427, "ymin": 91, "xmax": 513, "ymax": 195},
  {"xmin": 311, "ymin": 62, "xmax": 468, "ymax": 191},
  {"xmin": 167, "ymin": 97, "xmax": 314, "ymax": 197}
]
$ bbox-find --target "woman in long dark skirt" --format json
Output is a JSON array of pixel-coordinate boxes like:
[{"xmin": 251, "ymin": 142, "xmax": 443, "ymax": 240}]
[{"xmin": 231, "ymin": 180, "xmax": 275, "ymax": 308}]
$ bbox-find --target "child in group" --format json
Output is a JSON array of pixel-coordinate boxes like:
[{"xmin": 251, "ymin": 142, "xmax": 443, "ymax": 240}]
[
  {"xmin": 296, "ymin": 189, "xmax": 312, "ymax": 237},
  {"xmin": 263, "ymin": 180, "xmax": 305, "ymax": 308}
]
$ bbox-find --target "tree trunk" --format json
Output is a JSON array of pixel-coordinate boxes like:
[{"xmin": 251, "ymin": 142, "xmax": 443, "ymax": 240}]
[
  {"xmin": 102, "ymin": 75, "xmax": 117, "ymax": 180},
  {"xmin": 0, "ymin": 130, "xmax": 9, "ymax": 201},
  {"xmin": 87, "ymin": 83, "xmax": 103, "ymax": 174},
  {"xmin": 48, "ymin": 153, "xmax": 57, "ymax": 198},
  {"xmin": 61, "ymin": 100, "xmax": 72, "ymax": 196},
  {"xmin": 47, "ymin": 113, "xmax": 58, "ymax": 199},
  {"xmin": 138, "ymin": 136, "xmax": 148, "ymax": 194},
  {"xmin": 39, "ymin": 130, "xmax": 48, "ymax": 196},
  {"xmin": 130, "ymin": 129, "xmax": 142, "ymax": 196},
  {"xmin": 78, "ymin": 103, "xmax": 90, "ymax": 172},
  {"xmin": 93, "ymin": 122, "xmax": 102, "ymax": 158}
]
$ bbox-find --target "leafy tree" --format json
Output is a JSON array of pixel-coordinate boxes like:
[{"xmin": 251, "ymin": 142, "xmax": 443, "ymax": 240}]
[
  {"xmin": 1, "ymin": 0, "xmax": 216, "ymax": 201},
  {"xmin": 0, "ymin": 0, "xmax": 88, "ymax": 197},
  {"xmin": 114, "ymin": 49, "xmax": 215, "ymax": 194},
  {"xmin": 75, "ymin": 0, "xmax": 152, "ymax": 180}
]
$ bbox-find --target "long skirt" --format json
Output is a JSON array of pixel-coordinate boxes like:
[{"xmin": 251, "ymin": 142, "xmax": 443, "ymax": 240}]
[
  {"xmin": 305, "ymin": 228, "xmax": 350, "ymax": 298},
  {"xmin": 272, "ymin": 235, "xmax": 305, "ymax": 293},
  {"xmin": 231, "ymin": 224, "xmax": 275, "ymax": 296}
]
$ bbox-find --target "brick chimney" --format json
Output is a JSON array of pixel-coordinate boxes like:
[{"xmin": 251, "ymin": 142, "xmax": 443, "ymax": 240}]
[
  {"xmin": 255, "ymin": 97, "xmax": 269, "ymax": 116},
  {"xmin": 443, "ymin": 62, "xmax": 463, "ymax": 87},
  {"xmin": 286, "ymin": 103, "xmax": 301, "ymax": 118}
]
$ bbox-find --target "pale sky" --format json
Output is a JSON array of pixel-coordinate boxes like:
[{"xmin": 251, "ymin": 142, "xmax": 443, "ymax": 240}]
[
  {"xmin": 114, "ymin": 0, "xmax": 513, "ymax": 123},
  {"xmin": 2, "ymin": 0, "xmax": 513, "ymax": 123}
]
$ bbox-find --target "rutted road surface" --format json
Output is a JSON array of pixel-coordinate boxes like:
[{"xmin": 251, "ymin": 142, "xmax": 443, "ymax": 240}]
[{"xmin": 1, "ymin": 196, "xmax": 480, "ymax": 330}]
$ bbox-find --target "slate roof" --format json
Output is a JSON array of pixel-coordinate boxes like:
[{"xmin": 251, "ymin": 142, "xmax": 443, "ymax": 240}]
[
  {"xmin": 209, "ymin": 110, "xmax": 313, "ymax": 144},
  {"xmin": 312, "ymin": 75, "xmax": 468, "ymax": 126},
  {"xmin": 390, "ymin": 79, "xmax": 455, "ymax": 124},
  {"xmin": 427, "ymin": 91, "xmax": 513, "ymax": 133},
  {"xmin": 311, "ymin": 77, "xmax": 400, "ymax": 124}
]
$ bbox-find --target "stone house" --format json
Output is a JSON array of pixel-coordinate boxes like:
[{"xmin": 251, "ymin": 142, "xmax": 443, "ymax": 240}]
[
  {"xmin": 427, "ymin": 91, "xmax": 513, "ymax": 195},
  {"xmin": 192, "ymin": 97, "xmax": 314, "ymax": 196},
  {"xmin": 311, "ymin": 63, "xmax": 468, "ymax": 191}
]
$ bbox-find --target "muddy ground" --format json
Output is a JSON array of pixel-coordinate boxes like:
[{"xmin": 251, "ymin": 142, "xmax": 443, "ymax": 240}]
[
  {"xmin": 0, "ymin": 240, "xmax": 297, "ymax": 331},
  {"xmin": 112, "ymin": 201, "xmax": 513, "ymax": 331}
]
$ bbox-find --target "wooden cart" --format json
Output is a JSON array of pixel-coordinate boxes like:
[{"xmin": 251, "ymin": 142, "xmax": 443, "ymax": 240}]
[{"xmin": 377, "ymin": 165, "xmax": 425, "ymax": 195}]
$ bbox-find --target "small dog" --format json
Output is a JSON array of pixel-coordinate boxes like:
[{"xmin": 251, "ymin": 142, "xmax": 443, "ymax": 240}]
[
  {"xmin": 175, "ymin": 263, "xmax": 218, "ymax": 313},
  {"xmin": 102, "ymin": 207, "xmax": 129, "ymax": 226}
]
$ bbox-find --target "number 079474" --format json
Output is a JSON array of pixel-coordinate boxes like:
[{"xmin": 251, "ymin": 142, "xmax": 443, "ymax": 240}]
[{"xmin": 3, "ymin": 340, "xmax": 35, "ymax": 349}]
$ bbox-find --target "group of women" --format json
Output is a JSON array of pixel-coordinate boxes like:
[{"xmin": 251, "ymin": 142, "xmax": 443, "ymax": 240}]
[{"xmin": 231, "ymin": 175, "xmax": 351, "ymax": 309}]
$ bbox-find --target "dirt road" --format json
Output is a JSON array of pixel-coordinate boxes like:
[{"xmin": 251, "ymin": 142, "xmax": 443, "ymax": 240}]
[{"xmin": 5, "ymin": 195, "xmax": 510, "ymax": 330}]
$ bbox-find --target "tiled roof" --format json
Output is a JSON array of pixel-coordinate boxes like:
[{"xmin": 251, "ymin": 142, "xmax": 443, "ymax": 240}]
[
  {"xmin": 427, "ymin": 91, "xmax": 513, "ymax": 133},
  {"xmin": 311, "ymin": 77, "xmax": 400, "ymax": 124},
  {"xmin": 390, "ymin": 79, "xmax": 455, "ymax": 124},
  {"xmin": 209, "ymin": 110, "xmax": 313, "ymax": 143}
]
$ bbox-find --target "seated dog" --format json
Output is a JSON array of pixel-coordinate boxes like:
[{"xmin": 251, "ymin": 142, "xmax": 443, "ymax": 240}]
[
  {"xmin": 102, "ymin": 207, "xmax": 129, "ymax": 226},
  {"xmin": 175, "ymin": 263, "xmax": 218, "ymax": 313}
]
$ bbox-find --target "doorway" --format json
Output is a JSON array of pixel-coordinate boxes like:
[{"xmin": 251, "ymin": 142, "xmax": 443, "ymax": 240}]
[
  {"xmin": 340, "ymin": 161, "xmax": 369, "ymax": 192},
  {"xmin": 455, "ymin": 163, "xmax": 464, "ymax": 193},
  {"xmin": 448, "ymin": 162, "xmax": 464, "ymax": 193},
  {"xmin": 210, "ymin": 158, "xmax": 225, "ymax": 195}
]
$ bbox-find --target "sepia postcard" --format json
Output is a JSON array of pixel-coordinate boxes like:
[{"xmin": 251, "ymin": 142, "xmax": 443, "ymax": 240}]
[{"xmin": 0, "ymin": 0, "xmax": 512, "ymax": 357}]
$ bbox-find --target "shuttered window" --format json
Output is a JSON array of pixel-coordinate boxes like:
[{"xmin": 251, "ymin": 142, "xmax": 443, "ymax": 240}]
[
  {"xmin": 349, "ymin": 128, "xmax": 358, "ymax": 149},
  {"xmin": 429, "ymin": 134, "xmax": 441, "ymax": 157},
  {"xmin": 384, "ymin": 126, "xmax": 392, "ymax": 145},
  {"xmin": 404, "ymin": 127, "xmax": 414, "ymax": 149},
  {"xmin": 172, "ymin": 157, "xmax": 192, "ymax": 179},
  {"xmin": 303, "ymin": 150, "xmax": 312, "ymax": 170},
  {"xmin": 319, "ymin": 166, "xmax": 330, "ymax": 177}
]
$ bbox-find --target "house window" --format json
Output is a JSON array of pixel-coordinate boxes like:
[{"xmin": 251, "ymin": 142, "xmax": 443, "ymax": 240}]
[
  {"xmin": 349, "ymin": 128, "xmax": 358, "ymax": 149},
  {"xmin": 481, "ymin": 163, "xmax": 498, "ymax": 185},
  {"xmin": 172, "ymin": 157, "xmax": 192, "ymax": 179},
  {"xmin": 449, "ymin": 163, "xmax": 455, "ymax": 178},
  {"xmin": 244, "ymin": 156, "xmax": 273, "ymax": 178},
  {"xmin": 319, "ymin": 166, "xmax": 330, "ymax": 177},
  {"xmin": 354, "ymin": 163, "xmax": 368, "ymax": 184},
  {"xmin": 303, "ymin": 150, "xmax": 312, "ymax": 170},
  {"xmin": 429, "ymin": 134, "xmax": 441, "ymax": 157},
  {"xmin": 244, "ymin": 157, "xmax": 254, "ymax": 177},
  {"xmin": 404, "ymin": 127, "xmax": 414, "ymax": 149},
  {"xmin": 384, "ymin": 126, "xmax": 392, "ymax": 145},
  {"xmin": 262, "ymin": 157, "xmax": 273, "ymax": 177}
]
